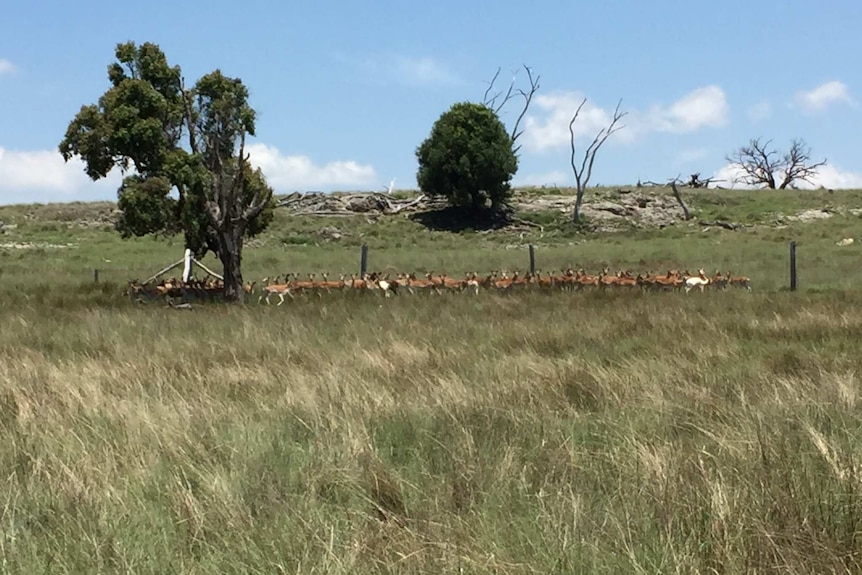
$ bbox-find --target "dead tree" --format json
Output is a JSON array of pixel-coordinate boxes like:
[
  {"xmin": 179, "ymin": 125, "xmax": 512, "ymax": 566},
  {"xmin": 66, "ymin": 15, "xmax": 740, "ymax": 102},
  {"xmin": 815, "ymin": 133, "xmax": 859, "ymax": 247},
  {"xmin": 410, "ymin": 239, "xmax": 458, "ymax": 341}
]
[
  {"xmin": 569, "ymin": 98, "xmax": 627, "ymax": 222},
  {"xmin": 686, "ymin": 172, "xmax": 720, "ymax": 188},
  {"xmin": 483, "ymin": 64, "xmax": 540, "ymax": 155},
  {"xmin": 669, "ymin": 175, "xmax": 693, "ymax": 220},
  {"xmin": 726, "ymin": 138, "xmax": 827, "ymax": 189}
]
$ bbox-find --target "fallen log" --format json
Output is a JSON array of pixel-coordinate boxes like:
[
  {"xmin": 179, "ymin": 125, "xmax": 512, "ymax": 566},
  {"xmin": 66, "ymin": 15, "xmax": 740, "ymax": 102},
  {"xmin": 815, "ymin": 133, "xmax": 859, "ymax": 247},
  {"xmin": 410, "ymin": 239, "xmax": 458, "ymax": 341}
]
[{"xmin": 699, "ymin": 219, "xmax": 742, "ymax": 231}]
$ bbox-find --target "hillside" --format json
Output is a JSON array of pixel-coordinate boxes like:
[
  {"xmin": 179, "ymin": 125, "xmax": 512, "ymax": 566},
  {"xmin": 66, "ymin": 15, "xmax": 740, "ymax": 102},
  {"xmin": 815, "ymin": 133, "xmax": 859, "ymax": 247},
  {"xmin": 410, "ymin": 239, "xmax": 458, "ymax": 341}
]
[
  {"xmin": 4, "ymin": 186, "xmax": 862, "ymax": 572},
  {"xmin": 0, "ymin": 185, "xmax": 860, "ymax": 294}
]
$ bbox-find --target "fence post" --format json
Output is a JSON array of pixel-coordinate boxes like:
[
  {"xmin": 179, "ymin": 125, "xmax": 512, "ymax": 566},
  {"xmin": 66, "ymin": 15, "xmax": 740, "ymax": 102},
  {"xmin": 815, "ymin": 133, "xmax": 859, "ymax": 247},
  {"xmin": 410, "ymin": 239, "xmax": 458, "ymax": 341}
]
[
  {"xmin": 529, "ymin": 244, "xmax": 536, "ymax": 276},
  {"xmin": 94, "ymin": 269, "xmax": 99, "ymax": 284},
  {"xmin": 360, "ymin": 244, "xmax": 368, "ymax": 278},
  {"xmin": 789, "ymin": 240, "xmax": 797, "ymax": 291},
  {"xmin": 182, "ymin": 248, "xmax": 193, "ymax": 283}
]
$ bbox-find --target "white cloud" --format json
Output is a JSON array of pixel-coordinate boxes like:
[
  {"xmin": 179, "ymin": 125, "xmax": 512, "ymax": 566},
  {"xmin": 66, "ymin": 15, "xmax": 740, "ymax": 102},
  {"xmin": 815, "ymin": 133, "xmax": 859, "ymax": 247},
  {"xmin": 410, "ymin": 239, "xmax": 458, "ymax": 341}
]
[
  {"xmin": 0, "ymin": 147, "xmax": 122, "ymax": 204},
  {"xmin": 711, "ymin": 162, "xmax": 862, "ymax": 190},
  {"xmin": 522, "ymin": 85, "xmax": 728, "ymax": 153},
  {"xmin": 641, "ymin": 85, "xmax": 728, "ymax": 134},
  {"xmin": 246, "ymin": 143, "xmax": 377, "ymax": 192},
  {"xmin": 793, "ymin": 80, "xmax": 851, "ymax": 112},
  {"xmin": 0, "ymin": 142, "xmax": 378, "ymax": 204},
  {"xmin": 522, "ymin": 92, "xmax": 625, "ymax": 153},
  {"xmin": 711, "ymin": 163, "xmax": 753, "ymax": 189},
  {"xmin": 0, "ymin": 59, "xmax": 14, "ymax": 75},
  {"xmin": 802, "ymin": 164, "xmax": 862, "ymax": 189}
]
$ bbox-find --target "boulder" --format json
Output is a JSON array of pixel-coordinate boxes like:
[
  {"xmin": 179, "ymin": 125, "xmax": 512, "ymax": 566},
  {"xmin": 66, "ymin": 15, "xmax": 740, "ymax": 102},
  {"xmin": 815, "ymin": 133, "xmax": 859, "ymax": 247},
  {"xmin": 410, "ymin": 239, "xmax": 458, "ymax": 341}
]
[{"xmin": 590, "ymin": 201, "xmax": 634, "ymax": 217}]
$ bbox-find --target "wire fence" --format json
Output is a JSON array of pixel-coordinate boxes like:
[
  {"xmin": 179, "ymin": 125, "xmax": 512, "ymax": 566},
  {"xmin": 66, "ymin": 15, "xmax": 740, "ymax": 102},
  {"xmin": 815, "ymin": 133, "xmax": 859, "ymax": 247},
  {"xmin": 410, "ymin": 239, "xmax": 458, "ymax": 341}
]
[{"xmin": 87, "ymin": 241, "xmax": 801, "ymax": 292}]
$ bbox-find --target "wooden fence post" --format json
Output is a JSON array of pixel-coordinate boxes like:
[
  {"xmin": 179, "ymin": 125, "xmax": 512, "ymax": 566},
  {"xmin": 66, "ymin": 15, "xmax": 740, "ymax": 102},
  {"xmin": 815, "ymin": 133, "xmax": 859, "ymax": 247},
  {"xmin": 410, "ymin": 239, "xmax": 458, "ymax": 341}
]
[
  {"xmin": 529, "ymin": 244, "xmax": 536, "ymax": 276},
  {"xmin": 94, "ymin": 269, "xmax": 99, "ymax": 284},
  {"xmin": 360, "ymin": 244, "xmax": 368, "ymax": 278},
  {"xmin": 789, "ymin": 241, "xmax": 797, "ymax": 291}
]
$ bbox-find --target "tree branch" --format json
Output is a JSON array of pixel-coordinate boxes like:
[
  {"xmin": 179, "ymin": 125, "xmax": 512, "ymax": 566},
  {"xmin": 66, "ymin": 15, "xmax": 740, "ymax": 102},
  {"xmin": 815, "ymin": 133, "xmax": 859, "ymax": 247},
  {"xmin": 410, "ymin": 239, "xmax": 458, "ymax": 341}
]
[
  {"xmin": 779, "ymin": 139, "xmax": 827, "ymax": 189},
  {"xmin": 727, "ymin": 137, "xmax": 826, "ymax": 189},
  {"xmin": 569, "ymin": 98, "xmax": 626, "ymax": 221},
  {"xmin": 482, "ymin": 65, "xmax": 540, "ymax": 155},
  {"xmin": 508, "ymin": 65, "xmax": 539, "ymax": 154},
  {"xmin": 568, "ymin": 98, "xmax": 589, "ymax": 190},
  {"xmin": 178, "ymin": 73, "xmax": 198, "ymax": 156},
  {"xmin": 669, "ymin": 175, "xmax": 693, "ymax": 220},
  {"xmin": 482, "ymin": 67, "xmax": 503, "ymax": 109},
  {"xmin": 571, "ymin": 99, "xmax": 626, "ymax": 184}
]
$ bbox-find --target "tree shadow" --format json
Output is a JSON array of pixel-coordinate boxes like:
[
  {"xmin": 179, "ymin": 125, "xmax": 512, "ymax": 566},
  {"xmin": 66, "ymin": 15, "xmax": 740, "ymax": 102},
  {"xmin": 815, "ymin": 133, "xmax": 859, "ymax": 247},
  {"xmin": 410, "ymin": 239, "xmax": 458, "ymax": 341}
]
[{"xmin": 408, "ymin": 205, "xmax": 514, "ymax": 232}]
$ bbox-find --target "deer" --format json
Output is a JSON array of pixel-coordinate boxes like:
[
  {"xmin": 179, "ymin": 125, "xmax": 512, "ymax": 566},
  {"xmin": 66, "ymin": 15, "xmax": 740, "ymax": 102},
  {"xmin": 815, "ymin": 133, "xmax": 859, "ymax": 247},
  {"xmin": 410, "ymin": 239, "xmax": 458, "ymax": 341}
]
[
  {"xmin": 317, "ymin": 273, "xmax": 347, "ymax": 294},
  {"xmin": 464, "ymin": 272, "xmax": 481, "ymax": 295},
  {"xmin": 259, "ymin": 281, "xmax": 292, "ymax": 305},
  {"xmin": 710, "ymin": 270, "xmax": 728, "ymax": 290},
  {"xmin": 684, "ymin": 269, "xmax": 711, "ymax": 293},
  {"xmin": 372, "ymin": 272, "xmax": 399, "ymax": 297},
  {"xmin": 726, "ymin": 272, "xmax": 752, "ymax": 291}
]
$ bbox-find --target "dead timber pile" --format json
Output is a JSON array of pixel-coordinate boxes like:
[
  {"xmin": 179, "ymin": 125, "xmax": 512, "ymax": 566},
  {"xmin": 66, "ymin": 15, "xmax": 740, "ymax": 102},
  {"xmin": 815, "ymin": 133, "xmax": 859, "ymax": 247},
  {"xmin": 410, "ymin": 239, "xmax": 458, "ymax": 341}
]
[{"xmin": 275, "ymin": 192, "xmax": 443, "ymax": 216}]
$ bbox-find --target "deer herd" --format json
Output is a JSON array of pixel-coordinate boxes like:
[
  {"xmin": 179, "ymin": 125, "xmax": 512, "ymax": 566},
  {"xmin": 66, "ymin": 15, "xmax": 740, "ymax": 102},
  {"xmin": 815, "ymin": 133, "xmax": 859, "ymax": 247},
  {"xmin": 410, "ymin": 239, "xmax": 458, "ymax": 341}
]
[{"xmin": 256, "ymin": 268, "xmax": 752, "ymax": 305}]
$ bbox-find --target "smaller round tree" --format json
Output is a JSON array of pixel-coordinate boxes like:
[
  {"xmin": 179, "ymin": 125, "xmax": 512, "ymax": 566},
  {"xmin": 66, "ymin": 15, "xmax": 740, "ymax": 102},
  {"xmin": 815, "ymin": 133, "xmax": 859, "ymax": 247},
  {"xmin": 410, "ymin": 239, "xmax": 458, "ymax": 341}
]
[{"xmin": 416, "ymin": 102, "xmax": 518, "ymax": 215}]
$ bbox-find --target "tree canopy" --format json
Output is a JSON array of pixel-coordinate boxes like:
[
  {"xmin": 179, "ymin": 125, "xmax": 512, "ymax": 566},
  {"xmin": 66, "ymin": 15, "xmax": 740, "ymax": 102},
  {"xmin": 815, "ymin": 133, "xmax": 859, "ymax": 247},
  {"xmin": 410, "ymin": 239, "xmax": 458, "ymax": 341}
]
[
  {"xmin": 59, "ymin": 41, "xmax": 273, "ymax": 301},
  {"xmin": 415, "ymin": 102, "xmax": 518, "ymax": 215}
]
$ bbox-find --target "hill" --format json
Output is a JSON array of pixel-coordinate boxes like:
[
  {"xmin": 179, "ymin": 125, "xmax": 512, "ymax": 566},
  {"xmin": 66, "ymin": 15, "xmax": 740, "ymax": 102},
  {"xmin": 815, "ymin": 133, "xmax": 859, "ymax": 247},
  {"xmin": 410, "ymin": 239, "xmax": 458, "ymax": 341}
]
[
  {"xmin": 1, "ymin": 185, "xmax": 860, "ymax": 295},
  {"xmin": 2, "ymin": 185, "xmax": 862, "ymax": 572}
]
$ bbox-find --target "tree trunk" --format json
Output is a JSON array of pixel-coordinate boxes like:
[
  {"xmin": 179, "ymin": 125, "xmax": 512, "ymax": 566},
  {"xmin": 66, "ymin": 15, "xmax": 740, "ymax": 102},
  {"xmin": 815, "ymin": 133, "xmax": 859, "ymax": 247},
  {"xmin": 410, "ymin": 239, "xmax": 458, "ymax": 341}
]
[
  {"xmin": 217, "ymin": 226, "xmax": 245, "ymax": 303},
  {"xmin": 572, "ymin": 186, "xmax": 586, "ymax": 223},
  {"xmin": 670, "ymin": 181, "xmax": 692, "ymax": 221}
]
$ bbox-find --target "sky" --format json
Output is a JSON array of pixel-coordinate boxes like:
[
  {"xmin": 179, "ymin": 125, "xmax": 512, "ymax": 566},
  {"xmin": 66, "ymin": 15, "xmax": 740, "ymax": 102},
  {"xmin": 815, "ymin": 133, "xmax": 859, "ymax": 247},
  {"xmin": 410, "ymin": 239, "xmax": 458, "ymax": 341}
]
[{"xmin": 1, "ymin": 0, "xmax": 861, "ymax": 204}]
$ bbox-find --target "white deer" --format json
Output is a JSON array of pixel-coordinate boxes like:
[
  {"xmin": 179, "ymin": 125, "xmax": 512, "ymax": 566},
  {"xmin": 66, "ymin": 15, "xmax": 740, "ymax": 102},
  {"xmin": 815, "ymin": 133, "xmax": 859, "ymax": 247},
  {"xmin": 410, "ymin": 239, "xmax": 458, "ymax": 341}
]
[{"xmin": 684, "ymin": 269, "xmax": 711, "ymax": 293}]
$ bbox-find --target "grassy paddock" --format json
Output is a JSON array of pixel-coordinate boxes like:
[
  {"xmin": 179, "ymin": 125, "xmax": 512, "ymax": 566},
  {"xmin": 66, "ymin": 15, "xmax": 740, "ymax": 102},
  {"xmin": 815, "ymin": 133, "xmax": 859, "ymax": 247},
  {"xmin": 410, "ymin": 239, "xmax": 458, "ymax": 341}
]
[{"xmin": 2, "ymin": 189, "xmax": 862, "ymax": 572}]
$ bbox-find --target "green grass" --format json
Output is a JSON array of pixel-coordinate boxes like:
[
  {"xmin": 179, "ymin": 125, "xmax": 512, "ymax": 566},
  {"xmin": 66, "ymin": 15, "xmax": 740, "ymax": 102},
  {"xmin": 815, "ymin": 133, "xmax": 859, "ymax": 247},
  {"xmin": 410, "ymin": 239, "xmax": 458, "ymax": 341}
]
[{"xmin": 2, "ymin": 188, "xmax": 862, "ymax": 573}]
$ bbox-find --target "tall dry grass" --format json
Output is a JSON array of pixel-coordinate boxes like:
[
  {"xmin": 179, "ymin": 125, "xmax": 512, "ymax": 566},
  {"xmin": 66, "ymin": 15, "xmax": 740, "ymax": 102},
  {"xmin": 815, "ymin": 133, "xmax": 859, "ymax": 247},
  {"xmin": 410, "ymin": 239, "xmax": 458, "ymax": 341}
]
[{"xmin": 2, "ymin": 287, "xmax": 862, "ymax": 573}]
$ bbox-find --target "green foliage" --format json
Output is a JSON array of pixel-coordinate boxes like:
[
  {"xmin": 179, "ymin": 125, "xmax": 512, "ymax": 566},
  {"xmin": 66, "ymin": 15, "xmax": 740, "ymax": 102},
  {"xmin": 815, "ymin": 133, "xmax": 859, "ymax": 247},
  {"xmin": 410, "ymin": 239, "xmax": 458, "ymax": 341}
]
[
  {"xmin": 416, "ymin": 102, "xmax": 518, "ymax": 213},
  {"xmin": 59, "ymin": 41, "xmax": 273, "ymax": 261},
  {"xmin": 115, "ymin": 175, "xmax": 177, "ymax": 238}
]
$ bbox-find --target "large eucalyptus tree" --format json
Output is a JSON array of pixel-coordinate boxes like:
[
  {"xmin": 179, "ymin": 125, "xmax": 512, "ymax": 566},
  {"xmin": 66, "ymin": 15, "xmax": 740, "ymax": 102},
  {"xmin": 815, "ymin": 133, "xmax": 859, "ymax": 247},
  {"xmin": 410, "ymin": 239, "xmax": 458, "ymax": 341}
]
[{"xmin": 59, "ymin": 41, "xmax": 273, "ymax": 302}]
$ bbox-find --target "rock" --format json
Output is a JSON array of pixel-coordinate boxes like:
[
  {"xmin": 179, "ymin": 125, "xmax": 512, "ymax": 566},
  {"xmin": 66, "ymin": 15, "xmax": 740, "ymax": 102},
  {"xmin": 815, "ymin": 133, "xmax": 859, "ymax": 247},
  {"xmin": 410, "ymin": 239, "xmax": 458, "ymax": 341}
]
[
  {"xmin": 591, "ymin": 201, "xmax": 634, "ymax": 217},
  {"xmin": 791, "ymin": 209, "xmax": 832, "ymax": 222},
  {"xmin": 316, "ymin": 226, "xmax": 344, "ymax": 241}
]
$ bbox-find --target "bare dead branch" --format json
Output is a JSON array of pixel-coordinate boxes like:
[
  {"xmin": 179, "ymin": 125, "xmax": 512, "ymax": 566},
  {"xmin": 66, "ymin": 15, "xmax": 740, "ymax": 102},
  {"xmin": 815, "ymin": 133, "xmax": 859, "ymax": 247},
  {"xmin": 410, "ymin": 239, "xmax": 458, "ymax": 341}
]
[
  {"xmin": 726, "ymin": 137, "xmax": 826, "ymax": 189},
  {"xmin": 482, "ymin": 67, "xmax": 503, "ymax": 109},
  {"xmin": 568, "ymin": 98, "xmax": 589, "ymax": 190},
  {"xmin": 482, "ymin": 64, "xmax": 540, "ymax": 154},
  {"xmin": 569, "ymin": 98, "xmax": 627, "ymax": 222},
  {"xmin": 778, "ymin": 139, "xmax": 827, "ymax": 189},
  {"xmin": 508, "ymin": 66, "xmax": 539, "ymax": 154},
  {"xmin": 668, "ymin": 175, "xmax": 692, "ymax": 220}
]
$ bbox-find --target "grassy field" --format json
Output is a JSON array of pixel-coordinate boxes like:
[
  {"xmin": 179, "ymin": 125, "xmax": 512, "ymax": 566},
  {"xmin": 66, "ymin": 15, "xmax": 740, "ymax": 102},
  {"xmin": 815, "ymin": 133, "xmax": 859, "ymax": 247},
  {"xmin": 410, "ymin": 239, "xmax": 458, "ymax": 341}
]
[{"xmin": 2, "ymin": 187, "xmax": 862, "ymax": 573}]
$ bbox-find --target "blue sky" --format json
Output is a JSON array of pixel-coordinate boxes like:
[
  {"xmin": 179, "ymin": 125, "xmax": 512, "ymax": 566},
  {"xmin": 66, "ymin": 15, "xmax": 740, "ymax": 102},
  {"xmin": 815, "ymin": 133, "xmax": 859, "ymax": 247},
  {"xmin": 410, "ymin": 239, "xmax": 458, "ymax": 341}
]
[{"xmin": 1, "ymin": 0, "xmax": 860, "ymax": 204}]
